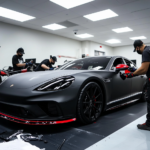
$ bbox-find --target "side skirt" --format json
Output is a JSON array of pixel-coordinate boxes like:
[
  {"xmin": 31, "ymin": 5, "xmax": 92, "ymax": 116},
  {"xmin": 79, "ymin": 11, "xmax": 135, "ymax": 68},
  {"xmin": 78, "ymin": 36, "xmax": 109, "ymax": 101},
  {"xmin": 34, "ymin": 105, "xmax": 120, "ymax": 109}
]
[{"xmin": 106, "ymin": 99, "xmax": 139, "ymax": 111}]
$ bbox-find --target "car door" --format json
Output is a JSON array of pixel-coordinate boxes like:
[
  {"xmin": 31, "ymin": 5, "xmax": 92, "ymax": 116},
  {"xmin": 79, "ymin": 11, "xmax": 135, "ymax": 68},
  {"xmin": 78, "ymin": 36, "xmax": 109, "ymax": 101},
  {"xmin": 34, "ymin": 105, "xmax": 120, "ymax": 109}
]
[
  {"xmin": 110, "ymin": 58, "xmax": 132, "ymax": 102},
  {"xmin": 124, "ymin": 59, "xmax": 146, "ymax": 98}
]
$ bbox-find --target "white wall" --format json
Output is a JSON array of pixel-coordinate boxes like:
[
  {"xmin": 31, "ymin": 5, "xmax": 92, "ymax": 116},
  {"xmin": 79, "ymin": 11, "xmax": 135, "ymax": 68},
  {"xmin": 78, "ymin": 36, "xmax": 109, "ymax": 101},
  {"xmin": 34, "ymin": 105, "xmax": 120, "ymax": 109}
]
[
  {"xmin": 113, "ymin": 44, "xmax": 150, "ymax": 67},
  {"xmin": 81, "ymin": 41, "xmax": 113, "ymax": 57},
  {"xmin": 0, "ymin": 22, "xmax": 81, "ymax": 68},
  {"xmin": 89, "ymin": 41, "xmax": 113, "ymax": 56},
  {"xmin": 2, "ymin": 21, "xmax": 147, "ymax": 70},
  {"xmin": 0, "ymin": 22, "xmax": 114, "ymax": 70}
]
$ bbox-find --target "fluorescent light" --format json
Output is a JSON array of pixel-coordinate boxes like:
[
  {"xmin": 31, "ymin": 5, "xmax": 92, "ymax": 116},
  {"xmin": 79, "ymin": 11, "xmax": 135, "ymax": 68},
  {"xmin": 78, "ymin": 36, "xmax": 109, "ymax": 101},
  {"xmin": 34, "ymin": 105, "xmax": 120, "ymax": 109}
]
[
  {"xmin": 84, "ymin": 9, "xmax": 118, "ymax": 21},
  {"xmin": 0, "ymin": 7, "xmax": 35, "ymax": 22},
  {"xmin": 130, "ymin": 36, "xmax": 147, "ymax": 40},
  {"xmin": 43, "ymin": 23, "xmax": 66, "ymax": 30},
  {"xmin": 75, "ymin": 33, "xmax": 94, "ymax": 38},
  {"xmin": 50, "ymin": 0, "xmax": 94, "ymax": 9},
  {"xmin": 105, "ymin": 39, "xmax": 121, "ymax": 44},
  {"xmin": 112, "ymin": 27, "xmax": 133, "ymax": 33}
]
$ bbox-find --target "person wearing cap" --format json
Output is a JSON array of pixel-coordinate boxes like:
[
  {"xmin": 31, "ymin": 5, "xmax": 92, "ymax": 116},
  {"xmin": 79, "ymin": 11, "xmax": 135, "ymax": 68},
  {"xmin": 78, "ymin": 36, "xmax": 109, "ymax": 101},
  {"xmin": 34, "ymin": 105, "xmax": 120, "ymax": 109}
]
[
  {"xmin": 35, "ymin": 55, "xmax": 57, "ymax": 71},
  {"xmin": 12, "ymin": 48, "xmax": 33, "ymax": 71},
  {"xmin": 125, "ymin": 40, "xmax": 150, "ymax": 130}
]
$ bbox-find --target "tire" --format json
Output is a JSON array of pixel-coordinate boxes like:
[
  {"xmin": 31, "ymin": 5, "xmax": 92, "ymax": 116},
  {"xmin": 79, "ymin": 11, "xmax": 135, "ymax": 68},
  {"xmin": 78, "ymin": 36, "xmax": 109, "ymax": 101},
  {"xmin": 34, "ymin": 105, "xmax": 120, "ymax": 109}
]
[
  {"xmin": 77, "ymin": 82, "xmax": 104, "ymax": 124},
  {"xmin": 0, "ymin": 76, "xmax": 2, "ymax": 83},
  {"xmin": 140, "ymin": 84, "xmax": 147, "ymax": 102}
]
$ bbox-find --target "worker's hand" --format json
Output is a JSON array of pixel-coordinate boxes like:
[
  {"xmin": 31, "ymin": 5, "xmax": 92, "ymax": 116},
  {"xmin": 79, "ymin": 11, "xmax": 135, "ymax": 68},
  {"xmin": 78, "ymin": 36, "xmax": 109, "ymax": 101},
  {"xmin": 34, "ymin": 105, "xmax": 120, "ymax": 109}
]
[
  {"xmin": 28, "ymin": 61, "xmax": 33, "ymax": 66},
  {"xmin": 126, "ymin": 73, "xmax": 134, "ymax": 78},
  {"xmin": 120, "ymin": 72, "xmax": 126, "ymax": 80},
  {"xmin": 26, "ymin": 61, "xmax": 33, "ymax": 67},
  {"xmin": 49, "ymin": 68, "xmax": 54, "ymax": 70},
  {"xmin": 128, "ymin": 67, "xmax": 137, "ymax": 72}
]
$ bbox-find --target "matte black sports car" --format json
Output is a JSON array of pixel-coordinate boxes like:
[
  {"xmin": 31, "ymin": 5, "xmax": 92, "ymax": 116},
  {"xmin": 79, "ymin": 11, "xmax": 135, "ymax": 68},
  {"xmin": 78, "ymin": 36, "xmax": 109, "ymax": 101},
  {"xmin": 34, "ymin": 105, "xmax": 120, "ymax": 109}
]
[{"xmin": 0, "ymin": 56, "xmax": 147, "ymax": 125}]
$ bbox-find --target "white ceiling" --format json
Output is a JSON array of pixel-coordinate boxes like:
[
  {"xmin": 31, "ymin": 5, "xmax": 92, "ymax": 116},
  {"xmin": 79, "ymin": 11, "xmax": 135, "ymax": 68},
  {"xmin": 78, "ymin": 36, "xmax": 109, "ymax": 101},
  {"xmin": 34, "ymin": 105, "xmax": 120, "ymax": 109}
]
[{"xmin": 0, "ymin": 0, "xmax": 150, "ymax": 47}]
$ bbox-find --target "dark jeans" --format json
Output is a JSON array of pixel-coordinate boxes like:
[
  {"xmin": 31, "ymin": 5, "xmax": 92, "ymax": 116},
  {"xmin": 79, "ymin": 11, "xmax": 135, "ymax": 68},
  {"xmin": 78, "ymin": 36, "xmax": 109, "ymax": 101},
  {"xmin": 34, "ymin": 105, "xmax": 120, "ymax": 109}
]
[{"xmin": 146, "ymin": 79, "xmax": 150, "ymax": 126}]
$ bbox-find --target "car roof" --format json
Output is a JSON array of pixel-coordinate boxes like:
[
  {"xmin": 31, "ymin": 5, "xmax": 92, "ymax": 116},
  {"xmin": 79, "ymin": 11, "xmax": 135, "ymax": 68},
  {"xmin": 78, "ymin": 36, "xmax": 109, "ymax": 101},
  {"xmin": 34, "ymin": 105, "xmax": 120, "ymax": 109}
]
[{"xmin": 76, "ymin": 56, "xmax": 125, "ymax": 61}]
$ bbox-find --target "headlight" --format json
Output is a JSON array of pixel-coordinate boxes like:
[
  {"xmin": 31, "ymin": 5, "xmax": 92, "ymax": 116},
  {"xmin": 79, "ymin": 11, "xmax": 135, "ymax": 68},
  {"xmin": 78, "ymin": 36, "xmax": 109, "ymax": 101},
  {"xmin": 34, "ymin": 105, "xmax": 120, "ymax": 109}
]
[{"xmin": 36, "ymin": 76, "xmax": 75, "ymax": 91}]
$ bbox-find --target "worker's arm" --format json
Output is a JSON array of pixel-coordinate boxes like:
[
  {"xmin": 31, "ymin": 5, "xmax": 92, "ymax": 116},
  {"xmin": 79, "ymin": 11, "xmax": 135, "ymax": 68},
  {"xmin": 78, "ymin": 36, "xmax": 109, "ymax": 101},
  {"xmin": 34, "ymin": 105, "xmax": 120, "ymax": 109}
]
[
  {"xmin": 16, "ymin": 63, "xmax": 26, "ymax": 67},
  {"xmin": 133, "ymin": 62, "xmax": 150, "ymax": 76},
  {"xmin": 41, "ymin": 64, "xmax": 49, "ymax": 70}
]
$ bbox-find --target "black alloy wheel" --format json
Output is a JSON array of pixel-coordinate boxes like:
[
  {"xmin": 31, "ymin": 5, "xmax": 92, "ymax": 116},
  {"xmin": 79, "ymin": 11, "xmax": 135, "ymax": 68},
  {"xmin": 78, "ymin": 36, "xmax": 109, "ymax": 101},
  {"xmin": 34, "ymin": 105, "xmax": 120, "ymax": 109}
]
[
  {"xmin": 0, "ymin": 76, "xmax": 2, "ymax": 83},
  {"xmin": 77, "ymin": 82, "xmax": 103, "ymax": 124},
  {"xmin": 141, "ymin": 85, "xmax": 147, "ymax": 102}
]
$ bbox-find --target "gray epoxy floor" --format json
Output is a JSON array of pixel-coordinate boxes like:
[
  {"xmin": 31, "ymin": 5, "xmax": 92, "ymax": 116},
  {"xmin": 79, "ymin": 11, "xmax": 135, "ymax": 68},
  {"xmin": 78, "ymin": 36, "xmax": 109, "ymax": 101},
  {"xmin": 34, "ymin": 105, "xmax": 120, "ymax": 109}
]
[
  {"xmin": 86, "ymin": 115, "xmax": 149, "ymax": 150},
  {"xmin": 0, "ymin": 101, "xmax": 147, "ymax": 150}
]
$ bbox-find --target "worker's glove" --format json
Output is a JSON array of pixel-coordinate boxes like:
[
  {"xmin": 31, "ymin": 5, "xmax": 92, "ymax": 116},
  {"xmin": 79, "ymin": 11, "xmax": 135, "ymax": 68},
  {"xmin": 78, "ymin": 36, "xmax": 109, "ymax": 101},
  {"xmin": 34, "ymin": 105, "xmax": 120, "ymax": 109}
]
[
  {"xmin": 25, "ymin": 61, "xmax": 33, "ymax": 68},
  {"xmin": 27, "ymin": 61, "xmax": 33, "ymax": 66},
  {"xmin": 128, "ymin": 67, "xmax": 137, "ymax": 72},
  {"xmin": 126, "ymin": 73, "xmax": 134, "ymax": 78},
  {"xmin": 120, "ymin": 72, "xmax": 126, "ymax": 80},
  {"xmin": 49, "ymin": 68, "xmax": 54, "ymax": 70}
]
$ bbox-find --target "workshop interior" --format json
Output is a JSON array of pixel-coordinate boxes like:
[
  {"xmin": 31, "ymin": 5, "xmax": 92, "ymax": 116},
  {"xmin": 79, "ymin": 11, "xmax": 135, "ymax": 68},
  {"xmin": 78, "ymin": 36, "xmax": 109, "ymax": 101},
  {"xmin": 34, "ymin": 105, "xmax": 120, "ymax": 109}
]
[{"xmin": 0, "ymin": 0, "xmax": 150, "ymax": 150}]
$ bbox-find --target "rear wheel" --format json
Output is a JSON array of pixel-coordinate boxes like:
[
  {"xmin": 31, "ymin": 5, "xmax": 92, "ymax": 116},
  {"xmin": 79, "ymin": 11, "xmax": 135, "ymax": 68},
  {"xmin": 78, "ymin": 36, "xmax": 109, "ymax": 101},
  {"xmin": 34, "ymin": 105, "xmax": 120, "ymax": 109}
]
[
  {"xmin": 0, "ymin": 76, "xmax": 2, "ymax": 83},
  {"xmin": 77, "ymin": 82, "xmax": 103, "ymax": 124},
  {"xmin": 141, "ymin": 84, "xmax": 147, "ymax": 102}
]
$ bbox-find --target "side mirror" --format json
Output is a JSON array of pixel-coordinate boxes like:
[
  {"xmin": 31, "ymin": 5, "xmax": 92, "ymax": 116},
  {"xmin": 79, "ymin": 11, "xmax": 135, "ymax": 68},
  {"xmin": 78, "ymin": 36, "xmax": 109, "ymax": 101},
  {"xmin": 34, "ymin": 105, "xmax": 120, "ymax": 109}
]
[{"xmin": 116, "ymin": 64, "xmax": 129, "ymax": 71}]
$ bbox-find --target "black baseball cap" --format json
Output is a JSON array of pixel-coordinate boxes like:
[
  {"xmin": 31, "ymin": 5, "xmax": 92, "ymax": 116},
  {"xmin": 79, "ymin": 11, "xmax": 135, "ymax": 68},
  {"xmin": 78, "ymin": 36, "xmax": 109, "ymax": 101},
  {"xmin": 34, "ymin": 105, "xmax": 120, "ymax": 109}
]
[
  {"xmin": 133, "ymin": 40, "xmax": 143, "ymax": 52},
  {"xmin": 50, "ymin": 55, "xmax": 57, "ymax": 62},
  {"xmin": 17, "ymin": 48, "xmax": 25, "ymax": 54}
]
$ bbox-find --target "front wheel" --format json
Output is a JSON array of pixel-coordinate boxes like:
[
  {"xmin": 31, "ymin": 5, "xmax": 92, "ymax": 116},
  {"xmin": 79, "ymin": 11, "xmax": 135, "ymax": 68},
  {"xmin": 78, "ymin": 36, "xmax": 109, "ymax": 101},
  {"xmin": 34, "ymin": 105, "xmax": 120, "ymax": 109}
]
[{"xmin": 77, "ymin": 82, "xmax": 104, "ymax": 124}]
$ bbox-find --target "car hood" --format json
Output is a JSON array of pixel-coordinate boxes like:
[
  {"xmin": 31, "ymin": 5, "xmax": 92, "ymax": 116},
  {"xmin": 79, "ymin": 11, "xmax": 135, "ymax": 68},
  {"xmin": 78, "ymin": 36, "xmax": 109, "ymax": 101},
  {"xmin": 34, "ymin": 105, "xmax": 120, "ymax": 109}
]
[{"xmin": 0, "ymin": 70, "xmax": 94, "ymax": 89}]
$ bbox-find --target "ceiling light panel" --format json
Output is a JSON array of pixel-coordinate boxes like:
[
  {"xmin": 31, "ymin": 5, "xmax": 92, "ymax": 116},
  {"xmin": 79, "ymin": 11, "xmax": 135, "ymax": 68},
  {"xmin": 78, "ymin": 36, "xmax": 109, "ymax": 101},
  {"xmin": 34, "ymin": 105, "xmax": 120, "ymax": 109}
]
[
  {"xmin": 84, "ymin": 9, "xmax": 118, "ymax": 21},
  {"xmin": 75, "ymin": 33, "xmax": 94, "ymax": 38},
  {"xmin": 112, "ymin": 27, "xmax": 133, "ymax": 33},
  {"xmin": 43, "ymin": 23, "xmax": 67, "ymax": 30},
  {"xmin": 130, "ymin": 36, "xmax": 147, "ymax": 40},
  {"xmin": 50, "ymin": 0, "xmax": 94, "ymax": 9},
  {"xmin": 105, "ymin": 39, "xmax": 121, "ymax": 44},
  {"xmin": 0, "ymin": 7, "xmax": 35, "ymax": 22}
]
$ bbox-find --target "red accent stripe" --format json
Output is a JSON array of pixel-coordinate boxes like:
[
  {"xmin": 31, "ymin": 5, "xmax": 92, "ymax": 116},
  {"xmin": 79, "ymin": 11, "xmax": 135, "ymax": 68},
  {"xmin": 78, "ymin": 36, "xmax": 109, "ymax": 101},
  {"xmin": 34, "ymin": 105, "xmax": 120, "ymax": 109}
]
[
  {"xmin": 0, "ymin": 112, "xmax": 76, "ymax": 125},
  {"xmin": 21, "ymin": 69, "xmax": 27, "ymax": 73}
]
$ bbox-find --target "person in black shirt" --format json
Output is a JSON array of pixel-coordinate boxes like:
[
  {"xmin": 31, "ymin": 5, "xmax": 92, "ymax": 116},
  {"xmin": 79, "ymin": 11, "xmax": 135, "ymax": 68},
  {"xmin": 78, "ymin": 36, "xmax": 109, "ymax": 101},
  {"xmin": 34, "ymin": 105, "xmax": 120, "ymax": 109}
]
[
  {"xmin": 12, "ymin": 48, "xmax": 32, "ymax": 71},
  {"xmin": 35, "ymin": 55, "xmax": 57, "ymax": 71},
  {"xmin": 126, "ymin": 40, "xmax": 150, "ymax": 130}
]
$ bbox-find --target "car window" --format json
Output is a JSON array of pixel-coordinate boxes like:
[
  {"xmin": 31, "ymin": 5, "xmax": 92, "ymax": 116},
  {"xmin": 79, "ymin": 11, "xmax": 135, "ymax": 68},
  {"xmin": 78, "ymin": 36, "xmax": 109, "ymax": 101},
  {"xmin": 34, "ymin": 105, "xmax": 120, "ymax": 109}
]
[
  {"xmin": 124, "ymin": 59, "xmax": 135, "ymax": 67},
  {"xmin": 111, "ymin": 58, "xmax": 125, "ymax": 70},
  {"xmin": 58, "ymin": 57, "xmax": 111, "ymax": 70}
]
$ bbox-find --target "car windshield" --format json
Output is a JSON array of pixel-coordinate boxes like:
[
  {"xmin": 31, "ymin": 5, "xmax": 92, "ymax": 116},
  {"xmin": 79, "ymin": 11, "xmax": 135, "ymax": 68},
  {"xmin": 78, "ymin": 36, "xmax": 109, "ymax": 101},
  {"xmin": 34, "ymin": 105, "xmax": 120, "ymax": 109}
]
[{"xmin": 58, "ymin": 57, "xmax": 111, "ymax": 70}]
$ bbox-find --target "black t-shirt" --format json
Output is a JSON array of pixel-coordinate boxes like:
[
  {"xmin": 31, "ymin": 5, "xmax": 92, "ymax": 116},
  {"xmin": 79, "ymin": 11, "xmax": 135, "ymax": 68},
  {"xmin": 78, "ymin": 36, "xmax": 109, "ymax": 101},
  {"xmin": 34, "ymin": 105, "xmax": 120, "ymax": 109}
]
[
  {"xmin": 142, "ymin": 46, "xmax": 150, "ymax": 77},
  {"xmin": 12, "ymin": 55, "xmax": 24, "ymax": 71},
  {"xmin": 35, "ymin": 59, "xmax": 52, "ymax": 71}
]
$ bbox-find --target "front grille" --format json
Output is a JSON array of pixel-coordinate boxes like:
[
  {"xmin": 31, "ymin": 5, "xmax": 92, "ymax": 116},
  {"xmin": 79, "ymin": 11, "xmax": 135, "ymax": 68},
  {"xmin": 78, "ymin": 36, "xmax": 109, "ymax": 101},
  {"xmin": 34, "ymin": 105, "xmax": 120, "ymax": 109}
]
[{"xmin": 0, "ymin": 103, "xmax": 34, "ymax": 118}]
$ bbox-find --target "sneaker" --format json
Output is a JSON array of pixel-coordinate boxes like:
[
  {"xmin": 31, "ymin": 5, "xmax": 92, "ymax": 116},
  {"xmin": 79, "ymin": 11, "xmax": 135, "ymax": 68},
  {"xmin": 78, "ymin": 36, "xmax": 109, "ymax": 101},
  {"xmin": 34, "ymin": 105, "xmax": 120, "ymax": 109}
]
[{"xmin": 137, "ymin": 123, "xmax": 150, "ymax": 131}]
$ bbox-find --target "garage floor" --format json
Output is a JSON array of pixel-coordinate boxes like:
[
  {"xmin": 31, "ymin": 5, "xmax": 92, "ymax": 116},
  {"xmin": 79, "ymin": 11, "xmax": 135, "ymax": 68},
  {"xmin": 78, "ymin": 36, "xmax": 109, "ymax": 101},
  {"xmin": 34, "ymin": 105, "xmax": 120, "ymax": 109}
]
[{"xmin": 0, "ymin": 101, "xmax": 147, "ymax": 150}]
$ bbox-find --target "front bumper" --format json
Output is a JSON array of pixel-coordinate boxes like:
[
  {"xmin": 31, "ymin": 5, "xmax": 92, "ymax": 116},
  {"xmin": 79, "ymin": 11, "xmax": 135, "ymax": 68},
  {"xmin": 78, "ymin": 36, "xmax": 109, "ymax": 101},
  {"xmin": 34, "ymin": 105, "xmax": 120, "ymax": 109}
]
[
  {"xmin": 0, "ymin": 78, "xmax": 80, "ymax": 125},
  {"xmin": 0, "ymin": 100, "xmax": 76, "ymax": 125},
  {"xmin": 0, "ymin": 112, "xmax": 76, "ymax": 125}
]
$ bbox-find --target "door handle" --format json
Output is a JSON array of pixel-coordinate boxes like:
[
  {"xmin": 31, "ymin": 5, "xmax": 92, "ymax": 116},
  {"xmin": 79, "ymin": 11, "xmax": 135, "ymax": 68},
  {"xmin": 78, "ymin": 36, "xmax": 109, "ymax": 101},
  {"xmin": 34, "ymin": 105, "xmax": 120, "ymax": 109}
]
[{"xmin": 141, "ymin": 75, "xmax": 144, "ymax": 78}]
